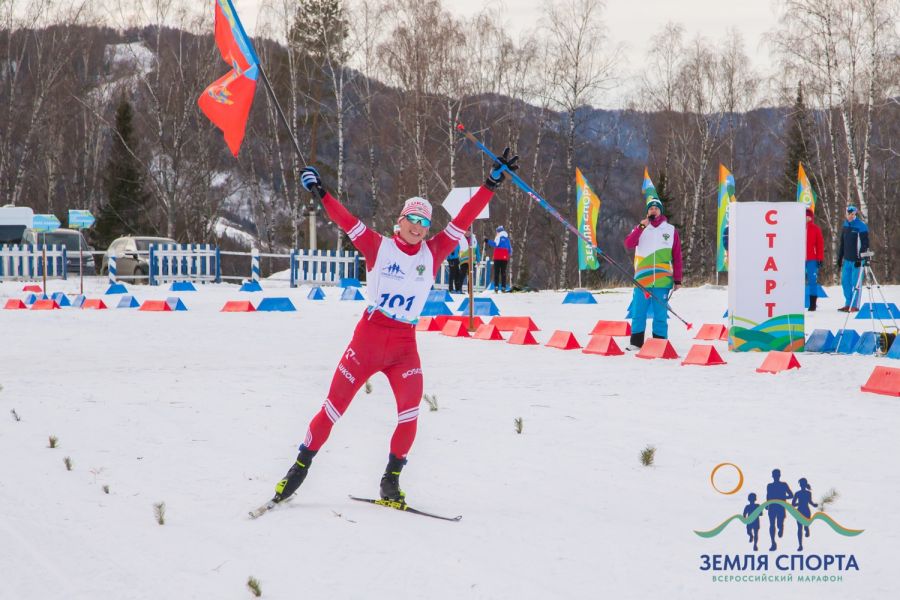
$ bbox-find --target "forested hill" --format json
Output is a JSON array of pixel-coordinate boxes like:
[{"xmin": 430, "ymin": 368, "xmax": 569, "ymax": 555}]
[{"xmin": 2, "ymin": 6, "xmax": 896, "ymax": 288}]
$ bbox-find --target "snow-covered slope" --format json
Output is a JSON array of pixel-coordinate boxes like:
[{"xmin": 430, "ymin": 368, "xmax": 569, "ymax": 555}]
[{"xmin": 0, "ymin": 279, "xmax": 897, "ymax": 599}]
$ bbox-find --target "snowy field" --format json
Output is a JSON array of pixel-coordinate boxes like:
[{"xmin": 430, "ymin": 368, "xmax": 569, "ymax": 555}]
[{"xmin": 1, "ymin": 277, "xmax": 898, "ymax": 600}]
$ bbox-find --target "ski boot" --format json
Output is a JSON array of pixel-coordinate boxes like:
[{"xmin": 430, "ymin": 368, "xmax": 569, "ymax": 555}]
[
  {"xmin": 274, "ymin": 446, "xmax": 317, "ymax": 503},
  {"xmin": 626, "ymin": 331, "xmax": 645, "ymax": 351},
  {"xmin": 379, "ymin": 454, "xmax": 407, "ymax": 502},
  {"xmin": 808, "ymin": 295, "xmax": 817, "ymax": 311}
]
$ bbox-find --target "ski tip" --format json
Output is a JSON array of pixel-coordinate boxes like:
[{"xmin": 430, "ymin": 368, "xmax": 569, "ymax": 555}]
[
  {"xmin": 456, "ymin": 122, "xmax": 465, "ymax": 131},
  {"xmin": 686, "ymin": 322, "xmax": 694, "ymax": 330}
]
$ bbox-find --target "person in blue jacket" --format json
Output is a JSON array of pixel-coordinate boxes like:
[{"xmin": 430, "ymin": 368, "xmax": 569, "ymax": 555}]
[
  {"xmin": 837, "ymin": 206, "xmax": 869, "ymax": 312},
  {"xmin": 485, "ymin": 226, "xmax": 512, "ymax": 292}
]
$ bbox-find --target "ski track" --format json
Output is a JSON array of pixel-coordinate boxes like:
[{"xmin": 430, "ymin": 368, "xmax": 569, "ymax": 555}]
[{"xmin": 0, "ymin": 279, "xmax": 898, "ymax": 599}]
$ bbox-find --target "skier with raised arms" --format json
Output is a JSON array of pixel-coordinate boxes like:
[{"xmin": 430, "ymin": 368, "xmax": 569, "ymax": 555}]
[{"xmin": 269, "ymin": 148, "xmax": 519, "ymax": 508}]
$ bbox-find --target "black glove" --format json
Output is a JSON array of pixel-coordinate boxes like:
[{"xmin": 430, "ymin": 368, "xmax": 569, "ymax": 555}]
[
  {"xmin": 483, "ymin": 237, "xmax": 489, "ymax": 246},
  {"xmin": 485, "ymin": 147, "xmax": 519, "ymax": 190},
  {"xmin": 300, "ymin": 166, "xmax": 326, "ymax": 199},
  {"xmin": 854, "ymin": 260, "xmax": 861, "ymax": 268}
]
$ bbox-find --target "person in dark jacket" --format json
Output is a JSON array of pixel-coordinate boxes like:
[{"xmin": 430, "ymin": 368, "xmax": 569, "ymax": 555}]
[
  {"xmin": 837, "ymin": 206, "xmax": 869, "ymax": 312},
  {"xmin": 447, "ymin": 243, "xmax": 461, "ymax": 293},
  {"xmin": 486, "ymin": 226, "xmax": 512, "ymax": 292},
  {"xmin": 805, "ymin": 209, "xmax": 824, "ymax": 311}
]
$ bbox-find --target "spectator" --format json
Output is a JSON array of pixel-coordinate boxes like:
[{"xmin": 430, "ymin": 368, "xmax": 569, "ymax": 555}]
[
  {"xmin": 457, "ymin": 231, "xmax": 480, "ymax": 291},
  {"xmin": 805, "ymin": 208, "xmax": 824, "ymax": 311},
  {"xmin": 623, "ymin": 196, "xmax": 682, "ymax": 349},
  {"xmin": 486, "ymin": 226, "xmax": 512, "ymax": 292},
  {"xmin": 836, "ymin": 206, "xmax": 869, "ymax": 312},
  {"xmin": 447, "ymin": 243, "xmax": 461, "ymax": 293}
]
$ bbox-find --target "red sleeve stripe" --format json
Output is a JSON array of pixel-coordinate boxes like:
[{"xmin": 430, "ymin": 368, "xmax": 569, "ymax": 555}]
[
  {"xmin": 445, "ymin": 221, "xmax": 465, "ymax": 241},
  {"xmin": 347, "ymin": 221, "xmax": 366, "ymax": 240}
]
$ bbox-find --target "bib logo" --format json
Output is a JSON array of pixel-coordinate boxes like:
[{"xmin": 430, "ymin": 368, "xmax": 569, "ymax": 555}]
[
  {"xmin": 663, "ymin": 232, "xmax": 671, "ymax": 241},
  {"xmin": 696, "ymin": 463, "xmax": 863, "ymax": 584},
  {"xmin": 382, "ymin": 262, "xmax": 406, "ymax": 280},
  {"xmin": 416, "ymin": 264, "xmax": 426, "ymax": 276}
]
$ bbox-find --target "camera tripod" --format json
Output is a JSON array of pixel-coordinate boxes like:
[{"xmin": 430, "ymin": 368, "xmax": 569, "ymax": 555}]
[{"xmin": 835, "ymin": 252, "xmax": 898, "ymax": 355}]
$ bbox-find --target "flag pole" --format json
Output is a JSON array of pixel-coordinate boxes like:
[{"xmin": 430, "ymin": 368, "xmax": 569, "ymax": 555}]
[{"xmin": 257, "ymin": 65, "xmax": 307, "ymax": 165}]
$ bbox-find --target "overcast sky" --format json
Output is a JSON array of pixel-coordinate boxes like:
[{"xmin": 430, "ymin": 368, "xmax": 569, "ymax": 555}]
[{"xmin": 232, "ymin": 0, "xmax": 782, "ymax": 108}]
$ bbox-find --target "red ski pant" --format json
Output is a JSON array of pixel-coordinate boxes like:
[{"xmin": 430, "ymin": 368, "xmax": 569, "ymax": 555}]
[{"xmin": 303, "ymin": 317, "xmax": 423, "ymax": 459}]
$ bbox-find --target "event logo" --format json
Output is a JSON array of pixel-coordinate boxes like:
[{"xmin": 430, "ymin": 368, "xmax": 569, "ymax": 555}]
[
  {"xmin": 696, "ymin": 463, "xmax": 863, "ymax": 584},
  {"xmin": 382, "ymin": 262, "xmax": 406, "ymax": 279},
  {"xmin": 416, "ymin": 264, "xmax": 425, "ymax": 276},
  {"xmin": 663, "ymin": 233, "xmax": 671, "ymax": 241}
]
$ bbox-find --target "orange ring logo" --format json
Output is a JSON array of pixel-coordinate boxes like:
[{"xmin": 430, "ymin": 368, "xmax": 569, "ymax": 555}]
[{"xmin": 710, "ymin": 462, "xmax": 744, "ymax": 495}]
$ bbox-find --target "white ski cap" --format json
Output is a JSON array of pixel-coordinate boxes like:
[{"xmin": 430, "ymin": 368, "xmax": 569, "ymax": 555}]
[{"xmin": 399, "ymin": 196, "xmax": 433, "ymax": 221}]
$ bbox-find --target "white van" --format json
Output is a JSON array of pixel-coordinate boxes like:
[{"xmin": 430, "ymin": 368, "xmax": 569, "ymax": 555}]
[{"xmin": 0, "ymin": 205, "xmax": 34, "ymax": 245}]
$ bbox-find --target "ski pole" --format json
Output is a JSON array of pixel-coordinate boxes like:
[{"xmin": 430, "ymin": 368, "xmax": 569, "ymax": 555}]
[{"xmin": 457, "ymin": 123, "xmax": 693, "ymax": 330}]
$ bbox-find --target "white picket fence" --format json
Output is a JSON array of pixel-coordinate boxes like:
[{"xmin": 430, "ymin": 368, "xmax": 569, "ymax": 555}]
[
  {"xmin": 148, "ymin": 244, "xmax": 220, "ymax": 285},
  {"xmin": 290, "ymin": 249, "xmax": 360, "ymax": 287},
  {"xmin": 0, "ymin": 245, "xmax": 68, "ymax": 280}
]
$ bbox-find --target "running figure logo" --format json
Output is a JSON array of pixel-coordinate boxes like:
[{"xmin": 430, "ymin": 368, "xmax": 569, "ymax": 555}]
[
  {"xmin": 382, "ymin": 262, "xmax": 406, "ymax": 279},
  {"xmin": 695, "ymin": 463, "xmax": 863, "ymax": 552}
]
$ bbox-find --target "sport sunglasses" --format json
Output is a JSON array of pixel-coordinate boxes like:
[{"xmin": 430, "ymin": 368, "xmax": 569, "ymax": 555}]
[{"xmin": 405, "ymin": 214, "xmax": 431, "ymax": 227}]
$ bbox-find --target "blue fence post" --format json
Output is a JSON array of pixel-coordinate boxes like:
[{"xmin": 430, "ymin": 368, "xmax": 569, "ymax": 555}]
[
  {"xmin": 149, "ymin": 245, "xmax": 156, "ymax": 285},
  {"xmin": 62, "ymin": 247, "xmax": 67, "ymax": 280},
  {"xmin": 251, "ymin": 248, "xmax": 260, "ymax": 283},
  {"xmin": 215, "ymin": 246, "xmax": 222, "ymax": 283},
  {"xmin": 290, "ymin": 250, "xmax": 297, "ymax": 288}
]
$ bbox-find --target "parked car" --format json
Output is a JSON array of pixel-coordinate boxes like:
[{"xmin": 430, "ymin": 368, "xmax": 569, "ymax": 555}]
[
  {"xmin": 100, "ymin": 235, "xmax": 176, "ymax": 282},
  {"xmin": 20, "ymin": 227, "xmax": 96, "ymax": 275},
  {"xmin": 0, "ymin": 205, "xmax": 34, "ymax": 245}
]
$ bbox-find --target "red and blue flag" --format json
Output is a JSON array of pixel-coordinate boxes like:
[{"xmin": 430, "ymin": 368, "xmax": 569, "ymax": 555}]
[{"xmin": 198, "ymin": 0, "xmax": 259, "ymax": 156}]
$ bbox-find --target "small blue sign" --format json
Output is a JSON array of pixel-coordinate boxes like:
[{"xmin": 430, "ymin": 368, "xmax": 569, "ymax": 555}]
[
  {"xmin": 68, "ymin": 210, "xmax": 95, "ymax": 230},
  {"xmin": 32, "ymin": 214, "xmax": 61, "ymax": 232}
]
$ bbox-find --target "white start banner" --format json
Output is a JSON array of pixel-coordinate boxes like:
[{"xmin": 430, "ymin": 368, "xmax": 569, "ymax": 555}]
[{"xmin": 727, "ymin": 202, "xmax": 806, "ymax": 352}]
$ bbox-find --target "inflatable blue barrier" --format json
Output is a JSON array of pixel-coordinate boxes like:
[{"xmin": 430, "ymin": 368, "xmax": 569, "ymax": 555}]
[
  {"xmin": 562, "ymin": 290, "xmax": 597, "ymax": 305},
  {"xmin": 239, "ymin": 280, "xmax": 263, "ymax": 292},
  {"xmin": 340, "ymin": 277, "xmax": 362, "ymax": 288},
  {"xmin": 805, "ymin": 284, "xmax": 828, "ymax": 308},
  {"xmin": 805, "ymin": 329, "xmax": 837, "ymax": 353},
  {"xmin": 23, "ymin": 293, "xmax": 48, "ymax": 305},
  {"xmin": 307, "ymin": 286, "xmax": 326, "ymax": 300},
  {"xmin": 169, "ymin": 281, "xmax": 197, "ymax": 292},
  {"xmin": 105, "ymin": 283, "xmax": 128, "ymax": 295},
  {"xmin": 427, "ymin": 289, "xmax": 453, "ymax": 303},
  {"xmin": 887, "ymin": 336, "xmax": 900, "ymax": 359},
  {"xmin": 340, "ymin": 287, "xmax": 365, "ymax": 301},
  {"xmin": 856, "ymin": 302, "xmax": 900, "ymax": 319},
  {"xmin": 166, "ymin": 297, "xmax": 188, "ymax": 311},
  {"xmin": 257, "ymin": 297, "xmax": 297, "ymax": 312},
  {"xmin": 456, "ymin": 297, "xmax": 500, "ymax": 316},
  {"xmin": 834, "ymin": 329, "xmax": 861, "ymax": 354},
  {"xmin": 854, "ymin": 331, "xmax": 878, "ymax": 355},
  {"xmin": 50, "ymin": 292, "xmax": 71, "ymax": 307},
  {"xmin": 421, "ymin": 301, "xmax": 452, "ymax": 316},
  {"xmin": 117, "ymin": 295, "xmax": 140, "ymax": 308}
]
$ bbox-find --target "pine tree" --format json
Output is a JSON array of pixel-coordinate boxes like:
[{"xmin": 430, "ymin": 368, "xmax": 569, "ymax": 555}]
[
  {"xmin": 781, "ymin": 81, "xmax": 816, "ymax": 202},
  {"xmin": 656, "ymin": 170, "xmax": 680, "ymax": 229},
  {"xmin": 93, "ymin": 94, "xmax": 151, "ymax": 249},
  {"xmin": 288, "ymin": 0, "xmax": 349, "ymax": 166}
]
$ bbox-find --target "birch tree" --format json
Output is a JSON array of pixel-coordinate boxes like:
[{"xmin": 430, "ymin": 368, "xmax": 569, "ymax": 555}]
[{"xmin": 544, "ymin": 0, "xmax": 617, "ymax": 288}]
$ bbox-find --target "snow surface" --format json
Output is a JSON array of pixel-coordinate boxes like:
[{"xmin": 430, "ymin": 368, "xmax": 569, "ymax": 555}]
[{"xmin": 1, "ymin": 279, "xmax": 898, "ymax": 599}]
